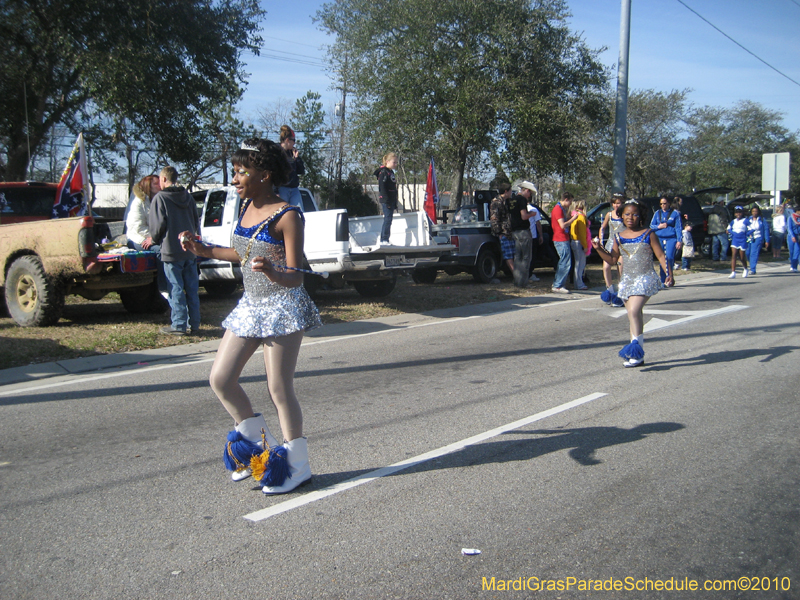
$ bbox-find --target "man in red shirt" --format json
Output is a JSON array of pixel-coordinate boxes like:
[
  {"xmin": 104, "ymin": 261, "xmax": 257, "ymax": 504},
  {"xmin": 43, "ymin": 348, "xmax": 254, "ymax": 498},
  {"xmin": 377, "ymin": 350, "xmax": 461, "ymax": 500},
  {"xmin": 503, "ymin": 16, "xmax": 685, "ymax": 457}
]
[{"xmin": 551, "ymin": 192, "xmax": 576, "ymax": 293}]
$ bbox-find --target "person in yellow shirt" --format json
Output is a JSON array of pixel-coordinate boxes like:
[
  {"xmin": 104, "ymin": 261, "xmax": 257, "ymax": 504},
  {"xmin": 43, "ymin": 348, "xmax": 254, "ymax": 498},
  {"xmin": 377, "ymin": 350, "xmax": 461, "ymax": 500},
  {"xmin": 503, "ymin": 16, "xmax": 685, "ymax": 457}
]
[{"xmin": 570, "ymin": 199, "xmax": 590, "ymax": 290}]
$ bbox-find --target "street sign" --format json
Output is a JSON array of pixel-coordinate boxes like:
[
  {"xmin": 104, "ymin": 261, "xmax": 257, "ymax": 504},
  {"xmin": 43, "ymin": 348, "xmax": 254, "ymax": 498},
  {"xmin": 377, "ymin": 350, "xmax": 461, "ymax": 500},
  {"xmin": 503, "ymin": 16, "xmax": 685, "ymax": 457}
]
[{"xmin": 762, "ymin": 152, "xmax": 790, "ymax": 192}]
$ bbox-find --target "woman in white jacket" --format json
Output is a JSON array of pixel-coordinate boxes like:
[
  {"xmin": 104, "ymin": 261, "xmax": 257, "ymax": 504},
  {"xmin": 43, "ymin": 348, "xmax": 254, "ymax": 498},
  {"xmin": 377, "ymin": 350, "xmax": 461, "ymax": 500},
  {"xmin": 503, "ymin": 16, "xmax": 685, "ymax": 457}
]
[
  {"xmin": 126, "ymin": 175, "xmax": 161, "ymax": 250},
  {"xmin": 126, "ymin": 174, "xmax": 168, "ymax": 294}
]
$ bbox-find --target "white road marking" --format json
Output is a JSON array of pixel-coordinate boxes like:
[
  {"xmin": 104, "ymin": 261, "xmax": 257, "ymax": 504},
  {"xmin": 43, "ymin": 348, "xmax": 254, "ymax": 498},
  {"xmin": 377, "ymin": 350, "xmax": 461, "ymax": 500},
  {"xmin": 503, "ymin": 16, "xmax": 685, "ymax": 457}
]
[
  {"xmin": 643, "ymin": 305, "xmax": 748, "ymax": 332},
  {"xmin": 243, "ymin": 392, "xmax": 608, "ymax": 522},
  {"xmin": 607, "ymin": 305, "xmax": 749, "ymax": 332}
]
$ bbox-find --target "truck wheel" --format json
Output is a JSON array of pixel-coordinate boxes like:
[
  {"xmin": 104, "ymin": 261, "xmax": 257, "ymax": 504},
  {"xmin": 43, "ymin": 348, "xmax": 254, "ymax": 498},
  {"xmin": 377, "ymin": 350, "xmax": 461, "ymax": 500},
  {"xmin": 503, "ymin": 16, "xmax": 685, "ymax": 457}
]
[
  {"xmin": 5, "ymin": 255, "xmax": 65, "ymax": 326},
  {"xmin": 412, "ymin": 269, "xmax": 438, "ymax": 284},
  {"xmin": 119, "ymin": 281, "xmax": 168, "ymax": 314},
  {"xmin": 202, "ymin": 281, "xmax": 239, "ymax": 298},
  {"xmin": 472, "ymin": 247, "xmax": 499, "ymax": 283},
  {"xmin": 353, "ymin": 278, "xmax": 397, "ymax": 298}
]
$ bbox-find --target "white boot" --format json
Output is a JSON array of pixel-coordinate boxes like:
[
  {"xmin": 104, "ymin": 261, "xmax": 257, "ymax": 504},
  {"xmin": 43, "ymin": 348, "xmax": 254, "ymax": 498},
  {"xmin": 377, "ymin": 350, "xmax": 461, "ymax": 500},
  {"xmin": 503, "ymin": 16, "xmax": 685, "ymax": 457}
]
[
  {"xmin": 262, "ymin": 437, "xmax": 312, "ymax": 495},
  {"xmin": 230, "ymin": 413, "xmax": 279, "ymax": 481}
]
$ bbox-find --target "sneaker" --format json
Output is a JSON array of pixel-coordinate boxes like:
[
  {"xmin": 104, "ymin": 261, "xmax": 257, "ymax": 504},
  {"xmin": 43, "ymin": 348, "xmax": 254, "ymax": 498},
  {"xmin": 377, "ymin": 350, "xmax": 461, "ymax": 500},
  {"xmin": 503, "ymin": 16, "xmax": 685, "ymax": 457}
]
[
  {"xmin": 528, "ymin": 274, "xmax": 540, "ymax": 282},
  {"xmin": 728, "ymin": 272, "xmax": 736, "ymax": 279},
  {"xmin": 576, "ymin": 285, "xmax": 588, "ymax": 290},
  {"xmin": 742, "ymin": 269, "xmax": 749, "ymax": 278},
  {"xmin": 791, "ymin": 268, "xmax": 798, "ymax": 273},
  {"xmin": 551, "ymin": 286, "xmax": 570, "ymax": 294},
  {"xmin": 159, "ymin": 326, "xmax": 186, "ymax": 335},
  {"xmin": 623, "ymin": 357, "xmax": 645, "ymax": 368}
]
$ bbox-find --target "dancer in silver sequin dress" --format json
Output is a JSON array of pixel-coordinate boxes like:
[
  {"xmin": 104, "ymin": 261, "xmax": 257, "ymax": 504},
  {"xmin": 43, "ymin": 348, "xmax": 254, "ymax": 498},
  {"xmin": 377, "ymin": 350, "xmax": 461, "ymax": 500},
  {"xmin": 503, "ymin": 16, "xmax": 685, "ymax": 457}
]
[
  {"xmin": 181, "ymin": 138, "xmax": 321, "ymax": 494},
  {"xmin": 599, "ymin": 193, "xmax": 626, "ymax": 306},
  {"xmin": 592, "ymin": 199, "xmax": 672, "ymax": 368}
]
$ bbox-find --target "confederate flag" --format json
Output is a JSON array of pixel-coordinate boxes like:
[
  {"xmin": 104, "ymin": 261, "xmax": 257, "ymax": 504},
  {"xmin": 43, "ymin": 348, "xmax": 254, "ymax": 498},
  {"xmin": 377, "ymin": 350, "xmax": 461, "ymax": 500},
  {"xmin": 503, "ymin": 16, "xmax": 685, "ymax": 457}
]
[{"xmin": 53, "ymin": 133, "xmax": 89, "ymax": 218}]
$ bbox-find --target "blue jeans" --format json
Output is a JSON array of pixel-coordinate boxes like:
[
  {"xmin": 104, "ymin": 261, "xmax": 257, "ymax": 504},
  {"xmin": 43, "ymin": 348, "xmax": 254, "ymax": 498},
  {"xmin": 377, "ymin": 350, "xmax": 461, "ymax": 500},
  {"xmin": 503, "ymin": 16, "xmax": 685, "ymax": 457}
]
[
  {"xmin": 163, "ymin": 259, "xmax": 200, "ymax": 332},
  {"xmin": 127, "ymin": 240, "xmax": 169, "ymax": 294},
  {"xmin": 278, "ymin": 186, "xmax": 302, "ymax": 207},
  {"xmin": 710, "ymin": 232, "xmax": 729, "ymax": 261},
  {"xmin": 553, "ymin": 241, "xmax": 571, "ymax": 288},
  {"xmin": 657, "ymin": 236, "xmax": 677, "ymax": 283},
  {"xmin": 380, "ymin": 203, "xmax": 394, "ymax": 243}
]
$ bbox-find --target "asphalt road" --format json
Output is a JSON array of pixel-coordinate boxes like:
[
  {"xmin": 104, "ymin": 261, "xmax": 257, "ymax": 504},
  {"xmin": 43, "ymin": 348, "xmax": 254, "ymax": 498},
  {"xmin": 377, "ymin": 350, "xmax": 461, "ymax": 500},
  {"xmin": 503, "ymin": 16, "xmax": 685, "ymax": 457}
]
[{"xmin": 1, "ymin": 263, "xmax": 799, "ymax": 600}]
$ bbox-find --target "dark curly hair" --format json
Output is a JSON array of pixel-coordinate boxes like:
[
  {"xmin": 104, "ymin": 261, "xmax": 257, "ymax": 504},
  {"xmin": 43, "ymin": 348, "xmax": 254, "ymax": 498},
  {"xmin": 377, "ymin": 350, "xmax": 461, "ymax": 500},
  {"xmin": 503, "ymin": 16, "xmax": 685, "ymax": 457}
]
[{"xmin": 231, "ymin": 138, "xmax": 292, "ymax": 187}]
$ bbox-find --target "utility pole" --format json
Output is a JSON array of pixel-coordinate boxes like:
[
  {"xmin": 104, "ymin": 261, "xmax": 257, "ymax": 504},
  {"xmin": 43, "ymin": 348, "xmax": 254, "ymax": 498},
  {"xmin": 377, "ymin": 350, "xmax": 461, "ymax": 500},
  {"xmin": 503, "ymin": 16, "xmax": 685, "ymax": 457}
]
[{"xmin": 612, "ymin": 0, "xmax": 632, "ymax": 196}]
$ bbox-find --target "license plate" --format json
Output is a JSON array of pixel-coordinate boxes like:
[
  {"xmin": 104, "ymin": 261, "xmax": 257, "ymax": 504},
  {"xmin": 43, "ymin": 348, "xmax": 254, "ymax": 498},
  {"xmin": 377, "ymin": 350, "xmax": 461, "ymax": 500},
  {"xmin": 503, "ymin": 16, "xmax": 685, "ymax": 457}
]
[{"xmin": 385, "ymin": 255, "xmax": 405, "ymax": 267}]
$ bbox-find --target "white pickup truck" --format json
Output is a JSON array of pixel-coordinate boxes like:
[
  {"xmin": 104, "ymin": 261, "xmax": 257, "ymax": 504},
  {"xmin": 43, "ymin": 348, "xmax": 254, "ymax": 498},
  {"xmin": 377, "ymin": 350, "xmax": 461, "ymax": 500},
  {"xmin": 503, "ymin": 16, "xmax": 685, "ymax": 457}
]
[{"xmin": 191, "ymin": 186, "xmax": 453, "ymax": 297}]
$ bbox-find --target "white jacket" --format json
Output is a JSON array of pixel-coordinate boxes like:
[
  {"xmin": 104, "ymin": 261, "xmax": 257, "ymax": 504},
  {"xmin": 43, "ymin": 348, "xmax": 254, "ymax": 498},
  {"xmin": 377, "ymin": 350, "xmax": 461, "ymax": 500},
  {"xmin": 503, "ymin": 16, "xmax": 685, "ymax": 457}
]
[{"xmin": 125, "ymin": 185, "xmax": 151, "ymax": 245}]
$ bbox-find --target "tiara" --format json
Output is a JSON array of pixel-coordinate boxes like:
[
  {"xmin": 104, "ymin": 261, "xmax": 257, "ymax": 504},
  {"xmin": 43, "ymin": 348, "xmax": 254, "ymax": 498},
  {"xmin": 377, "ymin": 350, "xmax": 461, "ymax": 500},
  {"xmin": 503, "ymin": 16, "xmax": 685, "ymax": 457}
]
[{"xmin": 240, "ymin": 142, "xmax": 259, "ymax": 152}]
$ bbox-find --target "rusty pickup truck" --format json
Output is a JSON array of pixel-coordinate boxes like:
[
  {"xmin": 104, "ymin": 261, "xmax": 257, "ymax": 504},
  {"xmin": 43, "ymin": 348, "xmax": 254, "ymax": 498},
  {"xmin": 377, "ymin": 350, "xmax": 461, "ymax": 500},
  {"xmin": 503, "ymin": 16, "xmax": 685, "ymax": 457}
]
[{"xmin": 0, "ymin": 182, "xmax": 163, "ymax": 326}]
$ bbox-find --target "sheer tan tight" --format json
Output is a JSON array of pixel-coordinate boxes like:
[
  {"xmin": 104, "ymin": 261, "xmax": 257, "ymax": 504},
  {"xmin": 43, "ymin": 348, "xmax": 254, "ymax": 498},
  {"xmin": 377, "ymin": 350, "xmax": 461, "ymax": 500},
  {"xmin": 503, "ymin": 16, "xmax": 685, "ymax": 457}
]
[{"xmin": 209, "ymin": 329, "xmax": 304, "ymax": 441}]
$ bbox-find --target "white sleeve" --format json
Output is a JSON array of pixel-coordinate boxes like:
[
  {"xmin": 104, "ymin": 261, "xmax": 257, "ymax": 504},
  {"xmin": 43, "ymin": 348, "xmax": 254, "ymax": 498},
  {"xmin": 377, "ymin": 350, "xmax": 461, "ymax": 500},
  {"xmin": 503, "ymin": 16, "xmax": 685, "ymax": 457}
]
[{"xmin": 126, "ymin": 198, "xmax": 149, "ymax": 245}]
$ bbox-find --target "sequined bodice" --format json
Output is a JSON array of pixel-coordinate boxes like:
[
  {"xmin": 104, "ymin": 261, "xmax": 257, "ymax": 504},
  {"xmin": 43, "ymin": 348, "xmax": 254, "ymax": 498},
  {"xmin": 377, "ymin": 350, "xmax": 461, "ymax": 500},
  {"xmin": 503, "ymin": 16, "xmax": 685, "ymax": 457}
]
[
  {"xmin": 609, "ymin": 216, "xmax": 625, "ymax": 238},
  {"xmin": 617, "ymin": 231, "xmax": 654, "ymax": 275},
  {"xmin": 232, "ymin": 203, "xmax": 302, "ymax": 300}
]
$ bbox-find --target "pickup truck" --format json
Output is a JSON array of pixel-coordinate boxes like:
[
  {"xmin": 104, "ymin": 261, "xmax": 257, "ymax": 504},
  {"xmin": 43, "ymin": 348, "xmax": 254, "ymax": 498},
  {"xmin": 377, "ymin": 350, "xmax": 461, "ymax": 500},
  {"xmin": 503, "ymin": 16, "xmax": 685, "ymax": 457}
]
[
  {"xmin": 191, "ymin": 186, "xmax": 454, "ymax": 297},
  {"xmin": 418, "ymin": 196, "xmax": 558, "ymax": 283},
  {"xmin": 0, "ymin": 181, "xmax": 162, "ymax": 326}
]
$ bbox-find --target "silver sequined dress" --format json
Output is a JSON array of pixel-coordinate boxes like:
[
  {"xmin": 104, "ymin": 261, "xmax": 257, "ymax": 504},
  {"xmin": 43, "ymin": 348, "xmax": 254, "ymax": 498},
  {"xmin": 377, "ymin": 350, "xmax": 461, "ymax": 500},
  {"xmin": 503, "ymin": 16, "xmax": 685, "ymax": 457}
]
[
  {"xmin": 222, "ymin": 204, "xmax": 322, "ymax": 338},
  {"xmin": 616, "ymin": 230, "xmax": 664, "ymax": 300},
  {"xmin": 605, "ymin": 216, "xmax": 625, "ymax": 251}
]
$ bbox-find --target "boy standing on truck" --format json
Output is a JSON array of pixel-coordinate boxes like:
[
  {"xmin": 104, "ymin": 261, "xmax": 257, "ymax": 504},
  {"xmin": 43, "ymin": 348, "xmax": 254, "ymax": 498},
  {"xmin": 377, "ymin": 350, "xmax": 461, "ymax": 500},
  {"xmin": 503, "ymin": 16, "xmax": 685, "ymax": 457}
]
[{"xmin": 149, "ymin": 166, "xmax": 201, "ymax": 335}]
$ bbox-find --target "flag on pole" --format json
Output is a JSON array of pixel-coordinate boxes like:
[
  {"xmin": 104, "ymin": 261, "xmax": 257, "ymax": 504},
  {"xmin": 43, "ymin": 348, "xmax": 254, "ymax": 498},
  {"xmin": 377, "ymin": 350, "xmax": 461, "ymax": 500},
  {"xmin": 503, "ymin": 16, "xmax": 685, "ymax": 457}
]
[
  {"xmin": 53, "ymin": 133, "xmax": 89, "ymax": 218},
  {"xmin": 424, "ymin": 157, "xmax": 439, "ymax": 223}
]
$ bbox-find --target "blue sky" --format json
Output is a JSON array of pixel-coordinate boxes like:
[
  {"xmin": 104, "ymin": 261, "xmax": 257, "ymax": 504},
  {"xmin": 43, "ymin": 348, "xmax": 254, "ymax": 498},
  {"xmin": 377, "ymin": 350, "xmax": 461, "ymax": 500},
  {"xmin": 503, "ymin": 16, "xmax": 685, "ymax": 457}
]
[{"xmin": 240, "ymin": 0, "xmax": 800, "ymax": 133}]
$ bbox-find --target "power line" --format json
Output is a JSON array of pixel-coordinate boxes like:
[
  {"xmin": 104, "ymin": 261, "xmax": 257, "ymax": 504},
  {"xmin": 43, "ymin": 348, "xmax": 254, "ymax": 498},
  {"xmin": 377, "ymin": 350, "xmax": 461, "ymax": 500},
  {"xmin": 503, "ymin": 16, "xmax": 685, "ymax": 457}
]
[
  {"xmin": 676, "ymin": 0, "xmax": 800, "ymax": 89},
  {"xmin": 262, "ymin": 35, "xmax": 323, "ymax": 49}
]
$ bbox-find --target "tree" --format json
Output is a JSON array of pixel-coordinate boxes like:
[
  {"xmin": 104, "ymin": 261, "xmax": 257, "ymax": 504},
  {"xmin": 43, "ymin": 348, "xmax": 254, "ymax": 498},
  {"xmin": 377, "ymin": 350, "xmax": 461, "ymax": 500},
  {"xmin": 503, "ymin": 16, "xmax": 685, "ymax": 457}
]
[
  {"xmin": 0, "ymin": 0, "xmax": 264, "ymax": 181},
  {"xmin": 291, "ymin": 92, "xmax": 328, "ymax": 197},
  {"xmin": 317, "ymin": 0, "xmax": 607, "ymax": 209},
  {"xmin": 616, "ymin": 89, "xmax": 689, "ymax": 198},
  {"xmin": 682, "ymin": 101, "xmax": 800, "ymax": 195}
]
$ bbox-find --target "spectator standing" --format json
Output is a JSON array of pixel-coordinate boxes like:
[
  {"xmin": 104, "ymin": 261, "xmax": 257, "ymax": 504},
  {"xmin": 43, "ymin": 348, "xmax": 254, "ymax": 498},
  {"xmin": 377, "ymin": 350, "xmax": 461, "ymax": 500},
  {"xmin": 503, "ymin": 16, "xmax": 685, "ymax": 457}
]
[
  {"xmin": 374, "ymin": 152, "xmax": 399, "ymax": 245},
  {"xmin": 650, "ymin": 196, "xmax": 682, "ymax": 285},
  {"xmin": 490, "ymin": 182, "xmax": 515, "ymax": 276},
  {"xmin": 523, "ymin": 182, "xmax": 543, "ymax": 282},
  {"xmin": 706, "ymin": 199, "xmax": 730, "ymax": 261},
  {"xmin": 745, "ymin": 206, "xmax": 770, "ymax": 275},
  {"xmin": 680, "ymin": 221, "xmax": 695, "ymax": 270},
  {"xmin": 771, "ymin": 204, "xmax": 786, "ymax": 258},
  {"xmin": 277, "ymin": 126, "xmax": 305, "ymax": 207},
  {"xmin": 509, "ymin": 182, "xmax": 537, "ymax": 287},
  {"xmin": 570, "ymin": 199, "xmax": 589, "ymax": 290},
  {"xmin": 149, "ymin": 166, "xmax": 201, "ymax": 335},
  {"xmin": 551, "ymin": 192, "xmax": 576, "ymax": 293}
]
